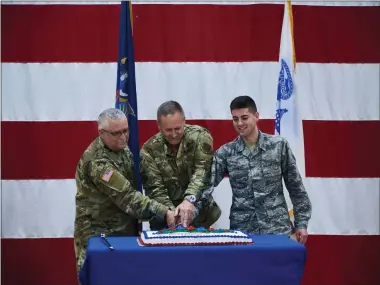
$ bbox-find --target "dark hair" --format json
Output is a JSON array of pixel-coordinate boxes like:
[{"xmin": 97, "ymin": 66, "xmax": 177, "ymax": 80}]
[
  {"xmin": 230, "ymin": 96, "xmax": 257, "ymax": 113},
  {"xmin": 157, "ymin": 100, "xmax": 185, "ymax": 119}
]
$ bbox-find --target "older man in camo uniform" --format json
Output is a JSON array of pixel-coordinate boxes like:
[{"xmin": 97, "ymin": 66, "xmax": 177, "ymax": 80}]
[
  {"xmin": 200, "ymin": 96, "xmax": 312, "ymax": 244},
  {"xmin": 140, "ymin": 101, "xmax": 221, "ymax": 229},
  {"xmin": 74, "ymin": 108, "xmax": 175, "ymax": 279}
]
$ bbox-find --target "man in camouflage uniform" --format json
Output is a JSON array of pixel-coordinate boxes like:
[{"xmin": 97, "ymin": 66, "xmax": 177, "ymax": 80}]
[
  {"xmin": 140, "ymin": 100, "xmax": 221, "ymax": 229},
  {"xmin": 74, "ymin": 108, "xmax": 175, "ymax": 278},
  {"xmin": 200, "ymin": 96, "xmax": 312, "ymax": 244}
]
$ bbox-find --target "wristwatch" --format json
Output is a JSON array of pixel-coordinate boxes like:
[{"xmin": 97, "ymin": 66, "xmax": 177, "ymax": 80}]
[{"xmin": 184, "ymin": 194, "xmax": 196, "ymax": 204}]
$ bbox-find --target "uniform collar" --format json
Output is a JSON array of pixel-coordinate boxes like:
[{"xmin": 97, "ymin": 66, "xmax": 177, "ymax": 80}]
[
  {"xmin": 236, "ymin": 130, "xmax": 267, "ymax": 153},
  {"xmin": 159, "ymin": 125, "xmax": 193, "ymax": 157},
  {"xmin": 98, "ymin": 136, "xmax": 126, "ymax": 162}
]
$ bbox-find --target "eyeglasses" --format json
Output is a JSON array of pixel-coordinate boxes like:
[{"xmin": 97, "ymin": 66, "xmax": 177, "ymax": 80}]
[{"xmin": 101, "ymin": 128, "xmax": 129, "ymax": 138}]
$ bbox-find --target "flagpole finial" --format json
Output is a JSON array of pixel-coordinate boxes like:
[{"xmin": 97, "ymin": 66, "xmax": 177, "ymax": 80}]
[
  {"xmin": 129, "ymin": 1, "xmax": 133, "ymax": 35},
  {"xmin": 287, "ymin": 0, "xmax": 296, "ymax": 72}
]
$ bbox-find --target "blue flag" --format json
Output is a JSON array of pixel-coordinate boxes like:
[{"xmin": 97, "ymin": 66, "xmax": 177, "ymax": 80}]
[{"xmin": 115, "ymin": 1, "xmax": 142, "ymax": 194}]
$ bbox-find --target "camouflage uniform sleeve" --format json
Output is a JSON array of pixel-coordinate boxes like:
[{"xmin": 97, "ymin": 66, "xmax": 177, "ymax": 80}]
[
  {"xmin": 184, "ymin": 131, "xmax": 214, "ymax": 200},
  {"xmin": 281, "ymin": 139, "xmax": 312, "ymax": 229},
  {"xmin": 140, "ymin": 148, "xmax": 176, "ymax": 210},
  {"xmin": 197, "ymin": 146, "xmax": 228, "ymax": 209},
  {"xmin": 89, "ymin": 159, "xmax": 169, "ymax": 221}
]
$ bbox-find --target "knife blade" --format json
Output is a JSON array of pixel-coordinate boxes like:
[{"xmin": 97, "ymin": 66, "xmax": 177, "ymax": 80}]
[{"xmin": 100, "ymin": 233, "xmax": 114, "ymax": 250}]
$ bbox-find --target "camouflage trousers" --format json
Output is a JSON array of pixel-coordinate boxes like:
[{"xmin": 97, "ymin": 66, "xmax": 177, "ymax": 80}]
[
  {"xmin": 74, "ymin": 240, "xmax": 87, "ymax": 285},
  {"xmin": 150, "ymin": 201, "xmax": 221, "ymax": 230}
]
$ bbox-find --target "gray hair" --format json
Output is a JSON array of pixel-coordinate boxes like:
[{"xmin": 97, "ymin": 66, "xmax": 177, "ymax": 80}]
[
  {"xmin": 157, "ymin": 100, "xmax": 185, "ymax": 120},
  {"xmin": 98, "ymin": 108, "xmax": 127, "ymax": 129}
]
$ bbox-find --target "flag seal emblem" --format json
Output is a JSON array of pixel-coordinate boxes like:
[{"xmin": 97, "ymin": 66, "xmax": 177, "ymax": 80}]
[
  {"xmin": 275, "ymin": 59, "xmax": 294, "ymax": 134},
  {"xmin": 116, "ymin": 57, "xmax": 136, "ymax": 117},
  {"xmin": 278, "ymin": 59, "xmax": 294, "ymax": 100}
]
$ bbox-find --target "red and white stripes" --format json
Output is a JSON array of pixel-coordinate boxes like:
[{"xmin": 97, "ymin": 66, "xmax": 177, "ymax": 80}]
[{"xmin": 2, "ymin": 2, "xmax": 379, "ymax": 285}]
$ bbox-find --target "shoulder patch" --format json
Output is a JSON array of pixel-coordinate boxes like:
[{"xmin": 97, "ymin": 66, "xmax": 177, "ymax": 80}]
[
  {"xmin": 101, "ymin": 168, "xmax": 114, "ymax": 182},
  {"xmin": 201, "ymin": 142, "xmax": 213, "ymax": 155}
]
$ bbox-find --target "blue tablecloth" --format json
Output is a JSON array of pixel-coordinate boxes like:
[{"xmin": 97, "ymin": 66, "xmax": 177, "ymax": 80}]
[{"xmin": 79, "ymin": 234, "xmax": 306, "ymax": 285}]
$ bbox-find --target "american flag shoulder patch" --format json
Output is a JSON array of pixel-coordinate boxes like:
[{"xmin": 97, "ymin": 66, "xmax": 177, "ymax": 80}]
[{"xmin": 101, "ymin": 168, "xmax": 114, "ymax": 182}]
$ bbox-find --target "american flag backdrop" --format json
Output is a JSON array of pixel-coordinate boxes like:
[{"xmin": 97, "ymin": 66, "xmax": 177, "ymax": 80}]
[{"xmin": 1, "ymin": 1, "xmax": 380, "ymax": 285}]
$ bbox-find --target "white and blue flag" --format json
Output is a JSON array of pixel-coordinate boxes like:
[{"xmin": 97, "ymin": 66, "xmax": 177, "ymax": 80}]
[{"xmin": 275, "ymin": 1, "xmax": 305, "ymax": 218}]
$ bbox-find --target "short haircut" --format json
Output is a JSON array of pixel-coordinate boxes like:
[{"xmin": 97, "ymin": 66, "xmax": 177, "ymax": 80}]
[
  {"xmin": 98, "ymin": 108, "xmax": 126, "ymax": 129},
  {"xmin": 230, "ymin": 95, "xmax": 257, "ymax": 113},
  {"xmin": 156, "ymin": 100, "xmax": 185, "ymax": 120}
]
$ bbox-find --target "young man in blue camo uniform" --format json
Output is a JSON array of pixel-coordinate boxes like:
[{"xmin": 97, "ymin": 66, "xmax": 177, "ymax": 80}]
[{"xmin": 199, "ymin": 96, "xmax": 312, "ymax": 244}]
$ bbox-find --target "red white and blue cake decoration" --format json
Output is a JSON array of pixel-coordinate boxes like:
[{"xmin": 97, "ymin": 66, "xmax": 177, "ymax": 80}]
[{"xmin": 138, "ymin": 225, "xmax": 253, "ymax": 246}]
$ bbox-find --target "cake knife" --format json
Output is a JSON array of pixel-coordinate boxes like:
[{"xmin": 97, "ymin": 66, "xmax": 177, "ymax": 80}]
[{"xmin": 100, "ymin": 233, "xmax": 114, "ymax": 250}]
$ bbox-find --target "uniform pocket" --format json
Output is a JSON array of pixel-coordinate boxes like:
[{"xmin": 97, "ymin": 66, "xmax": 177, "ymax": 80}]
[
  {"xmin": 229, "ymin": 212, "xmax": 251, "ymax": 230},
  {"xmin": 227, "ymin": 158, "xmax": 250, "ymax": 188},
  {"xmin": 262, "ymin": 159, "xmax": 281, "ymax": 178}
]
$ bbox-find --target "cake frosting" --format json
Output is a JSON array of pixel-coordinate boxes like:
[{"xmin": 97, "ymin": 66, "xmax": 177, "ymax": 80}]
[{"xmin": 138, "ymin": 225, "xmax": 253, "ymax": 246}]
